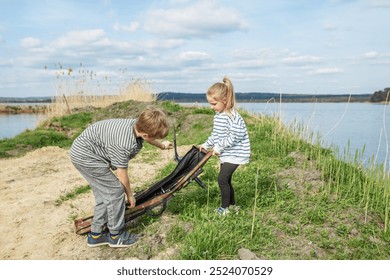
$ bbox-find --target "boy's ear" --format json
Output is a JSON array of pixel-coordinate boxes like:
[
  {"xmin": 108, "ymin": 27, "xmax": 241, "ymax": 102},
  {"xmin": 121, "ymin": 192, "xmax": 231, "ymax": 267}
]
[{"xmin": 141, "ymin": 132, "xmax": 149, "ymax": 139}]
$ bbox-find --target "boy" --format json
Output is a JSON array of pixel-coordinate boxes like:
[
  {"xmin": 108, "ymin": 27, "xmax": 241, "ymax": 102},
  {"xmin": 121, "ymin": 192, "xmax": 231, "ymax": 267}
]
[{"xmin": 70, "ymin": 107, "xmax": 172, "ymax": 247}]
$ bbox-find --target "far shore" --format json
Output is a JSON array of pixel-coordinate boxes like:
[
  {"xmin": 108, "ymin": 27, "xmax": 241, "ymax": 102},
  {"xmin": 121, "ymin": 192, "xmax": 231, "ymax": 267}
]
[{"xmin": 0, "ymin": 104, "xmax": 49, "ymax": 114}]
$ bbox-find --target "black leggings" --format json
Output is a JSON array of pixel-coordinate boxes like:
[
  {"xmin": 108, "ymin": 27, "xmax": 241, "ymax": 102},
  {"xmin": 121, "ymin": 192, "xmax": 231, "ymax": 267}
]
[{"xmin": 218, "ymin": 162, "xmax": 239, "ymax": 208}]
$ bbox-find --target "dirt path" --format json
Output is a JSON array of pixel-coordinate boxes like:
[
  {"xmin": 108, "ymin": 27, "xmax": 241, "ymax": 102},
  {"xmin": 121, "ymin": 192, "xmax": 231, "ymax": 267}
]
[{"xmin": 0, "ymin": 145, "xmax": 190, "ymax": 260}]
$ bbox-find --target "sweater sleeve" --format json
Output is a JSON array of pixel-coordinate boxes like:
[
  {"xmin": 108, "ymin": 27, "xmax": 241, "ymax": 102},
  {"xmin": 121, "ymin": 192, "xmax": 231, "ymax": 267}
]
[
  {"xmin": 201, "ymin": 115, "xmax": 218, "ymax": 150},
  {"xmin": 201, "ymin": 132, "xmax": 214, "ymax": 150}
]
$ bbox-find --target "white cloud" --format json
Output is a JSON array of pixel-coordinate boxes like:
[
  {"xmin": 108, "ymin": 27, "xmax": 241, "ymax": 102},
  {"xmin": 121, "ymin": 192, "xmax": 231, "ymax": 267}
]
[
  {"xmin": 363, "ymin": 51, "xmax": 390, "ymax": 59},
  {"xmin": 50, "ymin": 29, "xmax": 184, "ymax": 58},
  {"xmin": 368, "ymin": 0, "xmax": 390, "ymax": 8},
  {"xmin": 21, "ymin": 37, "xmax": 42, "ymax": 48},
  {"xmin": 137, "ymin": 39, "xmax": 184, "ymax": 50},
  {"xmin": 7, "ymin": 26, "xmax": 190, "ymax": 76},
  {"xmin": 322, "ymin": 22, "xmax": 338, "ymax": 31},
  {"xmin": 282, "ymin": 55, "xmax": 322, "ymax": 65},
  {"xmin": 113, "ymin": 22, "xmax": 140, "ymax": 33},
  {"xmin": 362, "ymin": 51, "xmax": 390, "ymax": 65},
  {"xmin": 53, "ymin": 29, "xmax": 107, "ymax": 49},
  {"xmin": 229, "ymin": 48, "xmax": 280, "ymax": 70},
  {"xmin": 143, "ymin": 0, "xmax": 248, "ymax": 39},
  {"xmin": 179, "ymin": 51, "xmax": 210, "ymax": 61},
  {"xmin": 310, "ymin": 68, "xmax": 344, "ymax": 75},
  {"xmin": 232, "ymin": 48, "xmax": 277, "ymax": 60},
  {"xmin": 364, "ymin": 51, "xmax": 380, "ymax": 59},
  {"xmin": 178, "ymin": 51, "xmax": 212, "ymax": 67},
  {"xmin": 228, "ymin": 59, "xmax": 270, "ymax": 70},
  {"xmin": 0, "ymin": 58, "xmax": 13, "ymax": 67}
]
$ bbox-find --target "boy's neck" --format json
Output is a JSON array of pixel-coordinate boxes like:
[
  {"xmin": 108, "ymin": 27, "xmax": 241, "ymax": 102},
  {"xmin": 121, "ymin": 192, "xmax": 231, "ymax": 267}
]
[{"xmin": 133, "ymin": 127, "xmax": 142, "ymax": 138}]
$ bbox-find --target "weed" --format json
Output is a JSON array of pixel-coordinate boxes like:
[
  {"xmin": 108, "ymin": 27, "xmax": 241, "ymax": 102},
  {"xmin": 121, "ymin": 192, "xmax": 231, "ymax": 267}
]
[{"xmin": 56, "ymin": 185, "xmax": 91, "ymax": 205}]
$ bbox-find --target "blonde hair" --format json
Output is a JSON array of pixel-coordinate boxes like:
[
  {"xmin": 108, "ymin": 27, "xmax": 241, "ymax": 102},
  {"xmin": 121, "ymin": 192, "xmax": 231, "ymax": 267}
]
[
  {"xmin": 207, "ymin": 76, "xmax": 235, "ymax": 112},
  {"xmin": 135, "ymin": 107, "xmax": 169, "ymax": 139}
]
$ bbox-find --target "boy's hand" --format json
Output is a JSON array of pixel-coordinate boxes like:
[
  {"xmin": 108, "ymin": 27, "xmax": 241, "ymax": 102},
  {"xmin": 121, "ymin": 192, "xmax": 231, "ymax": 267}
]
[
  {"xmin": 127, "ymin": 194, "xmax": 136, "ymax": 208},
  {"xmin": 162, "ymin": 141, "xmax": 173, "ymax": 150}
]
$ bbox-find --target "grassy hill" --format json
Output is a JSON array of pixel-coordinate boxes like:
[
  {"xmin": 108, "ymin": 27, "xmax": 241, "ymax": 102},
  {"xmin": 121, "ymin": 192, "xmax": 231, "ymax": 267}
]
[{"xmin": 1, "ymin": 100, "xmax": 389, "ymax": 259}]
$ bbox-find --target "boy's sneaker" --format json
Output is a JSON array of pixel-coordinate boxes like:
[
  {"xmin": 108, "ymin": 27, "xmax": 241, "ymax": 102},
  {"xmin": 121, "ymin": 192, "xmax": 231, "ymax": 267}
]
[
  {"xmin": 215, "ymin": 207, "xmax": 230, "ymax": 216},
  {"xmin": 109, "ymin": 231, "xmax": 139, "ymax": 248},
  {"xmin": 230, "ymin": 205, "xmax": 240, "ymax": 214},
  {"xmin": 87, "ymin": 232, "xmax": 109, "ymax": 247}
]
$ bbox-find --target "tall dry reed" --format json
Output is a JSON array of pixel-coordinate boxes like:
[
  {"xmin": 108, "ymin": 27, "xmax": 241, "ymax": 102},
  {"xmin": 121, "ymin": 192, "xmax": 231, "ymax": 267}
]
[{"xmin": 45, "ymin": 65, "xmax": 155, "ymax": 118}]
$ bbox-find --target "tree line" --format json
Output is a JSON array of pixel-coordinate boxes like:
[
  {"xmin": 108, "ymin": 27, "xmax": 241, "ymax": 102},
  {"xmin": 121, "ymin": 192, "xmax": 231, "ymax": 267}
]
[{"xmin": 369, "ymin": 88, "xmax": 390, "ymax": 102}]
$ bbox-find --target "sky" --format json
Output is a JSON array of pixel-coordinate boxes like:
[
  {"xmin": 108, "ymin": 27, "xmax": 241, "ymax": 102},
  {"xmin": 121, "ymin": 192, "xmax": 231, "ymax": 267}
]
[{"xmin": 0, "ymin": 0, "xmax": 389, "ymax": 97}]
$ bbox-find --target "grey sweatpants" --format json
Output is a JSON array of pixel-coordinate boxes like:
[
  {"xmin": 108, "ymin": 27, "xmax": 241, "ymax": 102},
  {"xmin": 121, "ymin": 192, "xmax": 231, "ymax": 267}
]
[{"xmin": 72, "ymin": 163, "xmax": 125, "ymax": 235}]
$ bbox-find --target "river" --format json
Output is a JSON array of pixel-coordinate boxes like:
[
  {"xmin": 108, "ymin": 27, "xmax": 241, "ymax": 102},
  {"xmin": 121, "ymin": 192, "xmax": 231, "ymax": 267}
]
[
  {"xmin": 182, "ymin": 102, "xmax": 390, "ymax": 170},
  {"xmin": 0, "ymin": 113, "xmax": 47, "ymax": 139}
]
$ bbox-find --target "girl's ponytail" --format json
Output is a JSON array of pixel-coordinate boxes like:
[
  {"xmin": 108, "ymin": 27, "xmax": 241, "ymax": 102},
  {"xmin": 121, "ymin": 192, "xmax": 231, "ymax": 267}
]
[{"xmin": 222, "ymin": 77, "xmax": 235, "ymax": 111}]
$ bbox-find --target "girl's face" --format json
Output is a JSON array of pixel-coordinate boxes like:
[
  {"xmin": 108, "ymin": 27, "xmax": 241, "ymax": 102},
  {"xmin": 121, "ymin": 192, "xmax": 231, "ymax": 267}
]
[{"xmin": 207, "ymin": 95, "xmax": 226, "ymax": 113}]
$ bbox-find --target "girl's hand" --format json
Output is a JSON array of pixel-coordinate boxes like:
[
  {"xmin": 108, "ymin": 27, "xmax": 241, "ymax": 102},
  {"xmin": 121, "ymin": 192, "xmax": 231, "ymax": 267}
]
[{"xmin": 211, "ymin": 148, "xmax": 220, "ymax": 156}]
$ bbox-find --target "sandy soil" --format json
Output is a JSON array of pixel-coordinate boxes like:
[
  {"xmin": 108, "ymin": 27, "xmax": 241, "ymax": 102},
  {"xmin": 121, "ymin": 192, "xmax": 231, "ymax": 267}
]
[{"xmin": 0, "ymin": 145, "xmax": 190, "ymax": 260}]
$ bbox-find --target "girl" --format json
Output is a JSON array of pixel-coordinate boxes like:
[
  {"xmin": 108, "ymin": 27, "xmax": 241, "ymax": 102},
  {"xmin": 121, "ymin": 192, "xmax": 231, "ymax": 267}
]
[{"xmin": 200, "ymin": 77, "xmax": 250, "ymax": 215}]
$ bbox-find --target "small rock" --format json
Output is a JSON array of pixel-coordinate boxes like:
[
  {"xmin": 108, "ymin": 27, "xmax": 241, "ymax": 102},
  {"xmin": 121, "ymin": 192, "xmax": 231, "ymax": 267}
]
[{"xmin": 238, "ymin": 248, "xmax": 259, "ymax": 260}]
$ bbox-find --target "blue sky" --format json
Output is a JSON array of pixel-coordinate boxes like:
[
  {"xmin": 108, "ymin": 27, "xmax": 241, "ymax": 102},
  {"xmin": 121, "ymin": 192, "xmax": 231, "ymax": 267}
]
[{"xmin": 0, "ymin": 0, "xmax": 389, "ymax": 97}]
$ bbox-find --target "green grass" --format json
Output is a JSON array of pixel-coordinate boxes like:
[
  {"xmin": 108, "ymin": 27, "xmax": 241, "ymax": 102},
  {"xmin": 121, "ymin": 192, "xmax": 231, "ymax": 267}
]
[
  {"xmin": 3, "ymin": 100, "xmax": 390, "ymax": 259},
  {"xmin": 160, "ymin": 107, "xmax": 390, "ymax": 259},
  {"xmin": 56, "ymin": 185, "xmax": 91, "ymax": 205},
  {"xmin": 51, "ymin": 112, "xmax": 93, "ymax": 129},
  {"xmin": 0, "ymin": 129, "xmax": 71, "ymax": 158},
  {"xmin": 0, "ymin": 111, "xmax": 93, "ymax": 157}
]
